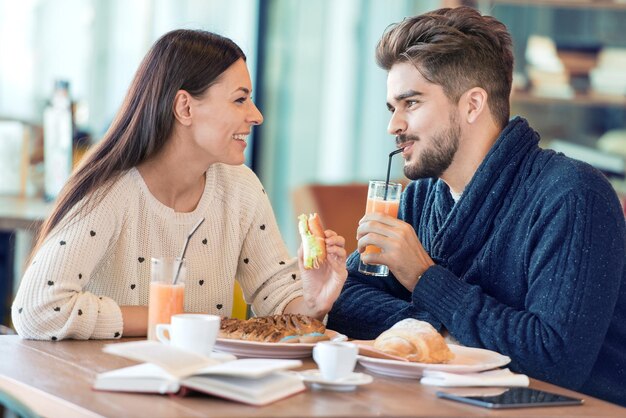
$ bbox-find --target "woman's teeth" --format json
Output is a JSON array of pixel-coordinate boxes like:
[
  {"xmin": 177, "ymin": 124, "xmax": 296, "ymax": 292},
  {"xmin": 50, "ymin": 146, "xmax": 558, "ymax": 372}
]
[{"xmin": 233, "ymin": 134, "xmax": 247, "ymax": 142}]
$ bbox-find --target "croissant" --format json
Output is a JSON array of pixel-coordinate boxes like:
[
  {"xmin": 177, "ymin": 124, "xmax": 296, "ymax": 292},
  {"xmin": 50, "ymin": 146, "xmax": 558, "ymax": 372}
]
[{"xmin": 373, "ymin": 319, "xmax": 454, "ymax": 363}]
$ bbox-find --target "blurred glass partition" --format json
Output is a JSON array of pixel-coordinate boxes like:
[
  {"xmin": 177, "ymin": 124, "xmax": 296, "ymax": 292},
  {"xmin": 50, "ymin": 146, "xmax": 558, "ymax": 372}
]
[
  {"xmin": 258, "ymin": 0, "xmax": 437, "ymax": 251},
  {"xmin": 0, "ymin": 0, "xmax": 259, "ymax": 152}
]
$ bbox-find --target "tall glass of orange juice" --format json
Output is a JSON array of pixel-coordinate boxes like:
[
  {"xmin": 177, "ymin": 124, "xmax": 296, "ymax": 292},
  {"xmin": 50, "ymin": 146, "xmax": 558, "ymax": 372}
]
[
  {"xmin": 147, "ymin": 257, "xmax": 186, "ymax": 340},
  {"xmin": 358, "ymin": 181, "xmax": 402, "ymax": 276}
]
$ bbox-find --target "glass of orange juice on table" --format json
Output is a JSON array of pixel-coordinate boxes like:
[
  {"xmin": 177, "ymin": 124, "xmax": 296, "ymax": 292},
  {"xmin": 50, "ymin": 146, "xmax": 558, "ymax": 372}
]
[
  {"xmin": 147, "ymin": 257, "xmax": 186, "ymax": 340},
  {"xmin": 358, "ymin": 180, "xmax": 402, "ymax": 276}
]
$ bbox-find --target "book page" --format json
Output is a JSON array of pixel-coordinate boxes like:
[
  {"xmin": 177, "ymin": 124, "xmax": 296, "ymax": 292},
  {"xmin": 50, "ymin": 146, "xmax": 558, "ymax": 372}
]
[
  {"xmin": 182, "ymin": 372, "xmax": 305, "ymax": 406},
  {"xmin": 194, "ymin": 359, "xmax": 302, "ymax": 379},
  {"xmin": 103, "ymin": 341, "xmax": 218, "ymax": 378},
  {"xmin": 94, "ymin": 363, "xmax": 181, "ymax": 394}
]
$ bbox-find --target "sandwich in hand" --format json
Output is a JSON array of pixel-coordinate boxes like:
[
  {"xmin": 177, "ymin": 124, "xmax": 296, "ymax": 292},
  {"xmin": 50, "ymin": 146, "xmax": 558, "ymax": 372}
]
[{"xmin": 298, "ymin": 213, "xmax": 327, "ymax": 269}]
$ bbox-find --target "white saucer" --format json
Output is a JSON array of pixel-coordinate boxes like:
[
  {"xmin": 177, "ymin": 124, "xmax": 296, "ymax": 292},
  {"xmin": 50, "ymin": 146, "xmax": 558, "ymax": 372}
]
[{"xmin": 298, "ymin": 369, "xmax": 373, "ymax": 391}]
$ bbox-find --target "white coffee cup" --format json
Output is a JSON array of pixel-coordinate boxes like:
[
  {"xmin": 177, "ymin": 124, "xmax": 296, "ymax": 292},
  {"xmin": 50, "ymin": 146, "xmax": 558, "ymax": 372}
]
[
  {"xmin": 156, "ymin": 314, "xmax": 220, "ymax": 355},
  {"xmin": 312, "ymin": 341, "xmax": 359, "ymax": 381}
]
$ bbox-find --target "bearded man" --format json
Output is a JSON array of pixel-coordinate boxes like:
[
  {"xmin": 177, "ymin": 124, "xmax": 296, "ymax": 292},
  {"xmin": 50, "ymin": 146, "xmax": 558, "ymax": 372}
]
[{"xmin": 327, "ymin": 6, "xmax": 626, "ymax": 407}]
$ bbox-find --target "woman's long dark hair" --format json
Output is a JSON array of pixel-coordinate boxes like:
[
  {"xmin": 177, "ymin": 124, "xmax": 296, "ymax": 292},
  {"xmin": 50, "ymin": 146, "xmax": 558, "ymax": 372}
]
[{"xmin": 32, "ymin": 29, "xmax": 245, "ymax": 256}]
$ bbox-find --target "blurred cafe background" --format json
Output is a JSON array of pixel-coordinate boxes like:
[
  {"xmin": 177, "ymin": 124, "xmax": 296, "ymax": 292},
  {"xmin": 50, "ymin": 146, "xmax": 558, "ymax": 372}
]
[{"xmin": 1, "ymin": 0, "xmax": 626, "ymax": 332}]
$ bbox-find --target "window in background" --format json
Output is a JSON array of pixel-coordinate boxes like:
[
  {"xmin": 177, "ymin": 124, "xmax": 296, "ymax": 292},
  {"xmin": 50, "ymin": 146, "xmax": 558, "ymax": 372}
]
[
  {"xmin": 1, "ymin": 0, "xmax": 445, "ymax": 255},
  {"xmin": 258, "ymin": 0, "xmax": 440, "ymax": 252},
  {"xmin": 0, "ymin": 0, "xmax": 259, "ymax": 158}
]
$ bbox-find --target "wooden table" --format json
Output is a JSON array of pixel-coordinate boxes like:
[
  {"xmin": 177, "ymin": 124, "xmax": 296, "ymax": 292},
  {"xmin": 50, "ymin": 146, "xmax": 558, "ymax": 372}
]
[{"xmin": 1, "ymin": 336, "xmax": 624, "ymax": 418}]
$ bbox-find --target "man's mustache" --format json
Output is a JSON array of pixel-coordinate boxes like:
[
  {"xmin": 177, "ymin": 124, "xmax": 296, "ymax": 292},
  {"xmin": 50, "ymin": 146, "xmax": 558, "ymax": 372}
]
[{"xmin": 395, "ymin": 134, "xmax": 419, "ymax": 147}]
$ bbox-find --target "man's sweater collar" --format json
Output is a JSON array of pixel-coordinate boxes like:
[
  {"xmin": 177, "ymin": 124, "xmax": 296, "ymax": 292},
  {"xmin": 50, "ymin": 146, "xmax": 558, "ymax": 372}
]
[{"xmin": 427, "ymin": 117, "xmax": 540, "ymax": 272}]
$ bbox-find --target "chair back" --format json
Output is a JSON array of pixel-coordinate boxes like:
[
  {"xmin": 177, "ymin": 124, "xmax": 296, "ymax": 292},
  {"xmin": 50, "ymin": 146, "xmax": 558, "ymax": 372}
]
[{"xmin": 292, "ymin": 183, "xmax": 368, "ymax": 254}]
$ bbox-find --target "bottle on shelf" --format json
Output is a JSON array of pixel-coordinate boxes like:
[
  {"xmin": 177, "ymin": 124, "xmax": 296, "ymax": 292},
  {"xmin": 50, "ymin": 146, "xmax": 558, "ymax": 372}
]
[{"xmin": 43, "ymin": 79, "xmax": 73, "ymax": 201}]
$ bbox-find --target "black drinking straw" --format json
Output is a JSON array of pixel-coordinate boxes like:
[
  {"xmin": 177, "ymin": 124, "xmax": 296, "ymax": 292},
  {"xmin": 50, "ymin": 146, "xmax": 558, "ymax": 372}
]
[{"xmin": 384, "ymin": 148, "xmax": 405, "ymax": 200}]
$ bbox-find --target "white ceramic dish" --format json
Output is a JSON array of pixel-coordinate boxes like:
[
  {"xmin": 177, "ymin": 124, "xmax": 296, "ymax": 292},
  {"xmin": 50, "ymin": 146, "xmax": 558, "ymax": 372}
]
[
  {"xmin": 298, "ymin": 369, "xmax": 373, "ymax": 391},
  {"xmin": 357, "ymin": 344, "xmax": 510, "ymax": 379},
  {"xmin": 213, "ymin": 330, "xmax": 347, "ymax": 359}
]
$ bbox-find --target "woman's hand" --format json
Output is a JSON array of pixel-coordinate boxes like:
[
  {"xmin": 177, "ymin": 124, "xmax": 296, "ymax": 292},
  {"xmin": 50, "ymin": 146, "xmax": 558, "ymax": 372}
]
[{"xmin": 291, "ymin": 230, "xmax": 348, "ymax": 319}]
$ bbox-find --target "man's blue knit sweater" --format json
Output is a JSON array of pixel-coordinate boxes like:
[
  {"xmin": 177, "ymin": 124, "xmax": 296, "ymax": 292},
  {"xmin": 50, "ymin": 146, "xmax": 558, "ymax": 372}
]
[{"xmin": 328, "ymin": 117, "xmax": 626, "ymax": 406}]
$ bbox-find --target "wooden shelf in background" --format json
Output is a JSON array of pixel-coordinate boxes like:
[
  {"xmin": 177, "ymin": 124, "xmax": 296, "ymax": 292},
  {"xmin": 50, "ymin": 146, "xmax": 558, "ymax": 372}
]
[
  {"xmin": 489, "ymin": 0, "xmax": 626, "ymax": 10},
  {"xmin": 512, "ymin": 90, "xmax": 626, "ymax": 109}
]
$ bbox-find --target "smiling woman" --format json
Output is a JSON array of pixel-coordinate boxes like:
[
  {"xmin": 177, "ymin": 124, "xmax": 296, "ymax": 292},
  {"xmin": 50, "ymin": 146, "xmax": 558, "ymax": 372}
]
[
  {"xmin": 11, "ymin": 29, "xmax": 348, "ymax": 342},
  {"xmin": 182, "ymin": 60, "xmax": 263, "ymax": 168}
]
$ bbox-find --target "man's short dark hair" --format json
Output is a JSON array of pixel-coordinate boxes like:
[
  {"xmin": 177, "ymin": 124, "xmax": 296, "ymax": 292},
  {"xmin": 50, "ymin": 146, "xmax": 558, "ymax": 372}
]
[{"xmin": 376, "ymin": 7, "xmax": 513, "ymax": 128}]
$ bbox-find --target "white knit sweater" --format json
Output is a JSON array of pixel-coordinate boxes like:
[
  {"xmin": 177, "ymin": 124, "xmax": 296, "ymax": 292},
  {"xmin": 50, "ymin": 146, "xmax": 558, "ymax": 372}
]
[{"xmin": 12, "ymin": 164, "xmax": 303, "ymax": 340}]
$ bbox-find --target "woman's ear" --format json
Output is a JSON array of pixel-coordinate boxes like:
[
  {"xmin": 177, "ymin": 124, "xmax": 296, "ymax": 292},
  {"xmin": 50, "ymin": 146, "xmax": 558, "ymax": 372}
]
[
  {"xmin": 173, "ymin": 90, "xmax": 193, "ymax": 126},
  {"xmin": 463, "ymin": 87, "xmax": 488, "ymax": 124}
]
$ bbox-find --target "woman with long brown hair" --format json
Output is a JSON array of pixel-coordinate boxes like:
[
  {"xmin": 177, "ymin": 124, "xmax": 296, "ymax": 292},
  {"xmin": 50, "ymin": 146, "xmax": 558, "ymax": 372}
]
[{"xmin": 12, "ymin": 29, "xmax": 347, "ymax": 340}]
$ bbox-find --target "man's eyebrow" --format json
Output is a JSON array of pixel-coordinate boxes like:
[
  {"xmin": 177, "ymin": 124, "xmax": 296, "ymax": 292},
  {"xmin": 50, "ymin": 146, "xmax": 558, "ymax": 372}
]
[
  {"xmin": 394, "ymin": 89, "xmax": 423, "ymax": 101},
  {"xmin": 387, "ymin": 89, "xmax": 423, "ymax": 110}
]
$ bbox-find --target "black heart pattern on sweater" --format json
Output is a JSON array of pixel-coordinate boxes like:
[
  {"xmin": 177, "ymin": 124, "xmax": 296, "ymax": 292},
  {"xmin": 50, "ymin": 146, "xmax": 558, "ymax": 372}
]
[
  {"xmin": 18, "ymin": 308, "xmax": 23, "ymax": 314},
  {"xmin": 263, "ymin": 296, "xmax": 268, "ymax": 300},
  {"xmin": 291, "ymin": 274, "xmax": 296, "ymax": 280},
  {"xmin": 51, "ymin": 336, "xmax": 57, "ymax": 341},
  {"xmin": 260, "ymin": 224, "xmax": 266, "ymax": 230},
  {"xmin": 130, "ymin": 284, "xmax": 136, "ymax": 290},
  {"xmin": 54, "ymin": 307, "xmax": 60, "ymax": 312},
  {"xmin": 216, "ymin": 304, "xmax": 223, "ymax": 310},
  {"xmin": 60, "ymin": 241, "xmax": 66, "ymax": 245},
  {"xmin": 202, "ymin": 238, "xmax": 207, "ymax": 245},
  {"xmin": 138, "ymin": 257, "xmax": 145, "ymax": 263},
  {"xmin": 90, "ymin": 230, "xmax": 96, "ymax": 237},
  {"xmin": 279, "ymin": 261, "xmax": 285, "ymax": 265},
  {"xmin": 262, "ymin": 188, "xmax": 265, "ymax": 194},
  {"xmin": 78, "ymin": 309, "xmax": 83, "ymax": 316},
  {"xmin": 244, "ymin": 258, "xmax": 249, "ymax": 264},
  {"xmin": 78, "ymin": 273, "xmax": 82, "ymax": 279},
  {"xmin": 114, "ymin": 332, "xmax": 120, "ymax": 338},
  {"xmin": 199, "ymin": 280, "xmax": 204, "ymax": 286},
  {"xmin": 47, "ymin": 281, "xmax": 54, "ymax": 286}
]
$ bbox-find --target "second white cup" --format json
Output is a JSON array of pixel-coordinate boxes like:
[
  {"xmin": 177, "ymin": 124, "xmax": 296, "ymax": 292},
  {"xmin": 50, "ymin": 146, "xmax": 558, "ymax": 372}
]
[
  {"xmin": 312, "ymin": 341, "xmax": 359, "ymax": 381},
  {"xmin": 156, "ymin": 313, "xmax": 220, "ymax": 355}
]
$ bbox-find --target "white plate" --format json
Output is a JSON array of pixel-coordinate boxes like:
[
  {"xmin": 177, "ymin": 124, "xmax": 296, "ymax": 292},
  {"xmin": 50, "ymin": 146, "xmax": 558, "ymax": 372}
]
[
  {"xmin": 357, "ymin": 344, "xmax": 510, "ymax": 379},
  {"xmin": 298, "ymin": 369, "xmax": 373, "ymax": 391},
  {"xmin": 213, "ymin": 330, "xmax": 348, "ymax": 358}
]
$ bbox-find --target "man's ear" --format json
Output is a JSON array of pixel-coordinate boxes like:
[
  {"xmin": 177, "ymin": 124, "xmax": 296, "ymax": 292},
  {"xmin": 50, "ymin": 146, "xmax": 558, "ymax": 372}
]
[
  {"xmin": 463, "ymin": 87, "xmax": 488, "ymax": 124},
  {"xmin": 173, "ymin": 90, "xmax": 193, "ymax": 126}
]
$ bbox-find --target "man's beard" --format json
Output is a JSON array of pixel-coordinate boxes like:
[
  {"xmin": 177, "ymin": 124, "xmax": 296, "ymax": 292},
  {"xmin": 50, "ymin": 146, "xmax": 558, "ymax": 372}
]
[{"xmin": 399, "ymin": 114, "xmax": 460, "ymax": 180}]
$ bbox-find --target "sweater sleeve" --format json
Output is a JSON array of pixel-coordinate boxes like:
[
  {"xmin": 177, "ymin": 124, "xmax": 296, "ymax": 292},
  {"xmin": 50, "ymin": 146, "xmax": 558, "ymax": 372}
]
[
  {"xmin": 234, "ymin": 171, "xmax": 302, "ymax": 317},
  {"xmin": 413, "ymin": 189, "xmax": 625, "ymax": 389},
  {"xmin": 327, "ymin": 180, "xmax": 442, "ymax": 338},
  {"xmin": 11, "ymin": 191, "xmax": 124, "ymax": 340},
  {"xmin": 327, "ymin": 251, "xmax": 443, "ymax": 339}
]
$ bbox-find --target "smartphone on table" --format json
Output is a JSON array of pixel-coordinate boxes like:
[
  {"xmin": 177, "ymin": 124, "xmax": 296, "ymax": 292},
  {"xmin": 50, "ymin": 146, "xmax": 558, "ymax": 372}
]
[{"xmin": 436, "ymin": 387, "xmax": 584, "ymax": 409}]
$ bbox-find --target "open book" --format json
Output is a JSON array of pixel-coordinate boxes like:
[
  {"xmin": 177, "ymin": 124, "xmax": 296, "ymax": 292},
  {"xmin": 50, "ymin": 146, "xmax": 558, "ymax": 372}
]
[{"xmin": 94, "ymin": 341, "xmax": 305, "ymax": 406}]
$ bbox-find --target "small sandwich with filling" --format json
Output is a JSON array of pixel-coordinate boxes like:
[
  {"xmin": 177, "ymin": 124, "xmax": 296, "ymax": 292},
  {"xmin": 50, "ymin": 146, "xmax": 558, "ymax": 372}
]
[{"xmin": 297, "ymin": 213, "xmax": 327, "ymax": 269}]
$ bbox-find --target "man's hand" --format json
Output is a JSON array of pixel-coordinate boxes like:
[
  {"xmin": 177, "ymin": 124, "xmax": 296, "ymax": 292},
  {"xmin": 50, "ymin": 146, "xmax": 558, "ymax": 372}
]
[{"xmin": 357, "ymin": 212, "xmax": 434, "ymax": 291}]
